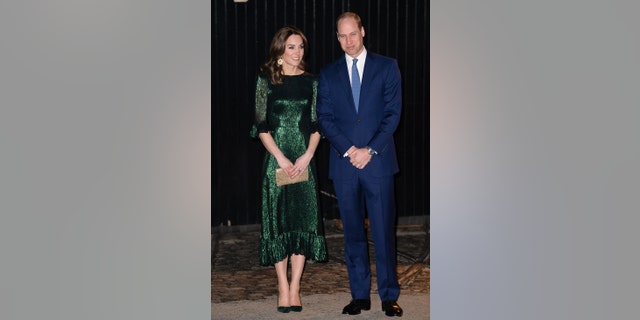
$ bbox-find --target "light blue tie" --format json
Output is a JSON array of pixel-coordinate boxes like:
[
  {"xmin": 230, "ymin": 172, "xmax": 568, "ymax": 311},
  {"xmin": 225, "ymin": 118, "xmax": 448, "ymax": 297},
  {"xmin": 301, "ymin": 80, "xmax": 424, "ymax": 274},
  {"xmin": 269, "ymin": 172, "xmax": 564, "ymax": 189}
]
[{"xmin": 351, "ymin": 58, "xmax": 361, "ymax": 112}]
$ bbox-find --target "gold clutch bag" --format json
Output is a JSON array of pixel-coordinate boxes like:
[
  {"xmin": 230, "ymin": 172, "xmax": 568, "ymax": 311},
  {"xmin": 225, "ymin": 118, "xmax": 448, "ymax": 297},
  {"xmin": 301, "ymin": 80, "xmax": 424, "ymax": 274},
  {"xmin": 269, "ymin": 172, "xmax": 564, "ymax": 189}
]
[{"xmin": 275, "ymin": 167, "xmax": 309, "ymax": 186}]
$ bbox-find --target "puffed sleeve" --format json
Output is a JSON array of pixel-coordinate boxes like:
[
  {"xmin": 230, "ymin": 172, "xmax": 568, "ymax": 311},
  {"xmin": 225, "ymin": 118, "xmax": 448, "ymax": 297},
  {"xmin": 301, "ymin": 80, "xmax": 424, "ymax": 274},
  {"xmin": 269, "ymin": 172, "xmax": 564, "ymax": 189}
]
[{"xmin": 249, "ymin": 75, "xmax": 271, "ymax": 138}]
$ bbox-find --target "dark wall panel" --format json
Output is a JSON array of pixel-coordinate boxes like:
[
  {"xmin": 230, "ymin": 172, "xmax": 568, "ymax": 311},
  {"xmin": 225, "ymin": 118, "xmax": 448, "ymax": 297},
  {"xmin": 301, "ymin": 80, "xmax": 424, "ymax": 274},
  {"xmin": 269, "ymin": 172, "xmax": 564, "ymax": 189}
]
[{"xmin": 213, "ymin": 0, "xmax": 428, "ymax": 225}]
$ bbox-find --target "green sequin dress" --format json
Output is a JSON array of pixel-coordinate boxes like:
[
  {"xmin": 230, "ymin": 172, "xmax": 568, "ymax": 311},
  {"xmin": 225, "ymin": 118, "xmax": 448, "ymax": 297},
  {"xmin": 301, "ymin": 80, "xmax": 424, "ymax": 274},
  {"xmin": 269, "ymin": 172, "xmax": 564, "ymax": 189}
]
[{"xmin": 250, "ymin": 73, "xmax": 327, "ymax": 266}]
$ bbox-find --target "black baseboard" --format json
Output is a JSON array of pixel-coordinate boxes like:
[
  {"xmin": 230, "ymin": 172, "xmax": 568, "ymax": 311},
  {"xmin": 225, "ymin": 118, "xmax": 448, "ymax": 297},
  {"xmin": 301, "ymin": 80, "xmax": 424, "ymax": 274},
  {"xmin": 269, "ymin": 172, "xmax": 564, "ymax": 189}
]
[{"xmin": 212, "ymin": 215, "xmax": 429, "ymax": 234}]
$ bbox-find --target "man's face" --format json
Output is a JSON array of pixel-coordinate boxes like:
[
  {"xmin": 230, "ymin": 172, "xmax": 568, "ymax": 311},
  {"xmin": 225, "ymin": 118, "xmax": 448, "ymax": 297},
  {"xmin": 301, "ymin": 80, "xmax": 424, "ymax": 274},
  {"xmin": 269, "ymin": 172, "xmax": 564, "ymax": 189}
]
[{"xmin": 336, "ymin": 17, "xmax": 365, "ymax": 58}]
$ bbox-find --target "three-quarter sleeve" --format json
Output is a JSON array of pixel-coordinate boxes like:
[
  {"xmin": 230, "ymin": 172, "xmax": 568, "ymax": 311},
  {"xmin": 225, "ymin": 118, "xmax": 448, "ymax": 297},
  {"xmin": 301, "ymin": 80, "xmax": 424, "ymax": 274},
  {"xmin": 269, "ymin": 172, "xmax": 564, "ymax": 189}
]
[
  {"xmin": 250, "ymin": 75, "xmax": 271, "ymax": 138},
  {"xmin": 309, "ymin": 78, "xmax": 320, "ymax": 134}
]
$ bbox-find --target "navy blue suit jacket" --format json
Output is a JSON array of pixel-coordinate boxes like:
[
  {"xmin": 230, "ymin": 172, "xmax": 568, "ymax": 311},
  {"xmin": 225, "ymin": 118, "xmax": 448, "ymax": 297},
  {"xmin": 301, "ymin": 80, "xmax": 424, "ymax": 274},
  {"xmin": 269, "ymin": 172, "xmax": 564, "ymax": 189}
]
[{"xmin": 317, "ymin": 52, "xmax": 402, "ymax": 181}]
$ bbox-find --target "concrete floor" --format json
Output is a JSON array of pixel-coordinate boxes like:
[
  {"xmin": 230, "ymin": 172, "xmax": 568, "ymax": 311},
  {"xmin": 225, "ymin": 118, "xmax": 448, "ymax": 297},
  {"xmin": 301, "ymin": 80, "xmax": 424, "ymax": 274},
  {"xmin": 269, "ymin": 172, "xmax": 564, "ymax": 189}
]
[{"xmin": 212, "ymin": 219, "xmax": 430, "ymax": 319}]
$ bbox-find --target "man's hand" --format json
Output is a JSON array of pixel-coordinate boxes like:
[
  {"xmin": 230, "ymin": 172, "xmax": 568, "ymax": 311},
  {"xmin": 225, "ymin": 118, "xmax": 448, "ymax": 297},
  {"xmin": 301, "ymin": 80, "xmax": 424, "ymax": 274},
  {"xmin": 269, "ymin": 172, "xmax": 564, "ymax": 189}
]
[{"xmin": 348, "ymin": 148, "xmax": 372, "ymax": 169}]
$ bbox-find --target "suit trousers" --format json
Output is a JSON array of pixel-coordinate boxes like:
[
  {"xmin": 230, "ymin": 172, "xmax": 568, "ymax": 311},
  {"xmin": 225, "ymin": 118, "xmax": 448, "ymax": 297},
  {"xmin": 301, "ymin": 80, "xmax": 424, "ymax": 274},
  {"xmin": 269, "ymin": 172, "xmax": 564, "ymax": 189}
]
[{"xmin": 333, "ymin": 172, "xmax": 400, "ymax": 302}]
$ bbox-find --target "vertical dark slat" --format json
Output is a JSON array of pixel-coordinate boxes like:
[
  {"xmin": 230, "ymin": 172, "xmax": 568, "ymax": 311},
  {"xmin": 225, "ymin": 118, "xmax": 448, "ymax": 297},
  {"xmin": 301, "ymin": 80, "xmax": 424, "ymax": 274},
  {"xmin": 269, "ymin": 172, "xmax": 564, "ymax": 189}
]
[
  {"xmin": 385, "ymin": 0, "xmax": 389, "ymax": 54},
  {"xmin": 286, "ymin": 0, "xmax": 290, "ymax": 25},
  {"xmin": 366, "ymin": 1, "xmax": 372, "ymax": 48},
  {"xmin": 408, "ymin": 0, "xmax": 413, "ymax": 216},
  {"xmin": 408, "ymin": 0, "xmax": 413, "ymax": 215},
  {"xmin": 419, "ymin": 0, "xmax": 428, "ymax": 215},
  {"xmin": 253, "ymin": 1, "xmax": 259, "ymax": 78},
  {"xmin": 292, "ymin": 0, "xmax": 296, "ymax": 26},
  {"xmin": 331, "ymin": 0, "xmax": 335, "ymax": 32},
  {"xmin": 321, "ymin": 0, "xmax": 327, "ymax": 69},
  {"xmin": 410, "ymin": 0, "xmax": 416, "ymax": 216},
  {"xmin": 411, "ymin": 0, "xmax": 416, "ymax": 215},
  {"xmin": 331, "ymin": 1, "xmax": 338, "ymax": 57},
  {"xmin": 251, "ymin": 0, "xmax": 259, "ymax": 224},
  {"xmin": 241, "ymin": 4, "xmax": 251, "ymax": 223},
  {"xmin": 404, "ymin": 0, "xmax": 410, "ymax": 216},
  {"xmin": 301, "ymin": 1, "xmax": 310, "ymax": 73},
  {"xmin": 396, "ymin": 0, "xmax": 404, "ymax": 215},
  {"xmin": 410, "ymin": 0, "xmax": 415, "ymax": 216},
  {"xmin": 212, "ymin": 0, "xmax": 218, "ymax": 225},
  {"xmin": 411, "ymin": 0, "xmax": 418, "ymax": 215},
  {"xmin": 233, "ymin": 3, "xmax": 243, "ymax": 224},
  {"xmin": 221, "ymin": 0, "xmax": 229, "ymax": 225},
  {"xmin": 422, "ymin": 0, "xmax": 427, "ymax": 215},
  {"xmin": 375, "ymin": 0, "xmax": 381, "ymax": 51},
  {"xmin": 273, "ymin": 0, "xmax": 278, "ymax": 31},
  {"xmin": 283, "ymin": 0, "xmax": 288, "ymax": 25},
  {"xmin": 395, "ymin": 0, "xmax": 399, "ymax": 56},
  {"xmin": 264, "ymin": 0, "xmax": 268, "ymax": 54},
  {"xmin": 310, "ymin": 0, "xmax": 316, "ymax": 71},
  {"xmin": 240, "ymin": 2, "xmax": 247, "ymax": 224},
  {"xmin": 422, "ymin": 0, "xmax": 429, "ymax": 215}
]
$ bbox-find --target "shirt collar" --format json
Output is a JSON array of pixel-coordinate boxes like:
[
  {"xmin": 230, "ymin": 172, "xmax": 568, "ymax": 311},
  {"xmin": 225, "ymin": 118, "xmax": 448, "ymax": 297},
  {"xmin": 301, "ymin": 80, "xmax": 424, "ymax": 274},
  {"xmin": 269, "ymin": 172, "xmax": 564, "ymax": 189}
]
[{"xmin": 345, "ymin": 48, "xmax": 367, "ymax": 65}]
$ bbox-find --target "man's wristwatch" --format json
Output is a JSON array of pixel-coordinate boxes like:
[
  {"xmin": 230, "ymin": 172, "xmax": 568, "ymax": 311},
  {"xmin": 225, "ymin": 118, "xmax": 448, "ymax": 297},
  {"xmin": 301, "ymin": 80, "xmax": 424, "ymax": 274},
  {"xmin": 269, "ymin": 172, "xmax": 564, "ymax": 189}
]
[{"xmin": 366, "ymin": 146, "xmax": 378, "ymax": 156}]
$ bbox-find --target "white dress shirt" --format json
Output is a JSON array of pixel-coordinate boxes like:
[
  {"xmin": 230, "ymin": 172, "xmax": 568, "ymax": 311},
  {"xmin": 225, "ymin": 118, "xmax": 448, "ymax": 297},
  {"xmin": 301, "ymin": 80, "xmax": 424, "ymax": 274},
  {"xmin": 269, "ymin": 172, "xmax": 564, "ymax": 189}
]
[{"xmin": 345, "ymin": 48, "xmax": 367, "ymax": 86}]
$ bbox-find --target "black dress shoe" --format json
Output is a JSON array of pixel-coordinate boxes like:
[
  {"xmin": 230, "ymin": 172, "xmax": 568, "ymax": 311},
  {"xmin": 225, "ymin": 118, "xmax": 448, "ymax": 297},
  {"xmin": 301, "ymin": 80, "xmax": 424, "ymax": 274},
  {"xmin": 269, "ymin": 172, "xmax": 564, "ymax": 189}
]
[
  {"xmin": 276, "ymin": 306, "xmax": 290, "ymax": 313},
  {"xmin": 290, "ymin": 305, "xmax": 302, "ymax": 312},
  {"xmin": 382, "ymin": 301, "xmax": 403, "ymax": 317},
  {"xmin": 342, "ymin": 299, "xmax": 371, "ymax": 315}
]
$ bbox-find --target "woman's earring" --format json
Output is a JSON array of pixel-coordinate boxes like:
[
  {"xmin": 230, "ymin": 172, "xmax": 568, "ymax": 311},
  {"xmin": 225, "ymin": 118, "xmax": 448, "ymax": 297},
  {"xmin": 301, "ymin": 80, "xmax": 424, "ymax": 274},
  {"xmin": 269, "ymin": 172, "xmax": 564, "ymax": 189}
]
[{"xmin": 277, "ymin": 58, "xmax": 283, "ymax": 66}]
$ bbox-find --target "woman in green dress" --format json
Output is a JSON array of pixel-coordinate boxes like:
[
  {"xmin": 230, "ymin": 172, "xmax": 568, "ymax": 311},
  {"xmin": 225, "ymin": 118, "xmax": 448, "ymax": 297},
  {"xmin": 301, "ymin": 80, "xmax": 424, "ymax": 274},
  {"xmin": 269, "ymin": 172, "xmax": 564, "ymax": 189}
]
[{"xmin": 250, "ymin": 25, "xmax": 327, "ymax": 313}]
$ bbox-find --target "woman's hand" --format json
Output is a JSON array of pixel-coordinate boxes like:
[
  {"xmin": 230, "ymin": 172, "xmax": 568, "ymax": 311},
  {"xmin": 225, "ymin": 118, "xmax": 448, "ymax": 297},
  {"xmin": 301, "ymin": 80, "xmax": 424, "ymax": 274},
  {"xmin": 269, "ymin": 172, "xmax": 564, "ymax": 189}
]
[
  {"xmin": 291, "ymin": 152, "xmax": 312, "ymax": 178},
  {"xmin": 275, "ymin": 156, "xmax": 296, "ymax": 177}
]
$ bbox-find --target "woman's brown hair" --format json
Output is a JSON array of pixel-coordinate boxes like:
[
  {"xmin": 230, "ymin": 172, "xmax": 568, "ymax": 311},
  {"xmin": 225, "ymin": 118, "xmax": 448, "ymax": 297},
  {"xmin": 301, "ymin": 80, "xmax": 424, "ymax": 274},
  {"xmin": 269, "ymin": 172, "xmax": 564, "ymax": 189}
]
[{"xmin": 260, "ymin": 25, "xmax": 309, "ymax": 85}]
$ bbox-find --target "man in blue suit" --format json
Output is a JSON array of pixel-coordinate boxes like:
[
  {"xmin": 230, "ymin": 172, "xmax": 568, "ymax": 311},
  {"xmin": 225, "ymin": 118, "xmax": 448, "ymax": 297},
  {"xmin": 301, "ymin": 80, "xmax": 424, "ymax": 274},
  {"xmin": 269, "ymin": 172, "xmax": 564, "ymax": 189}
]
[{"xmin": 317, "ymin": 12, "xmax": 403, "ymax": 317}]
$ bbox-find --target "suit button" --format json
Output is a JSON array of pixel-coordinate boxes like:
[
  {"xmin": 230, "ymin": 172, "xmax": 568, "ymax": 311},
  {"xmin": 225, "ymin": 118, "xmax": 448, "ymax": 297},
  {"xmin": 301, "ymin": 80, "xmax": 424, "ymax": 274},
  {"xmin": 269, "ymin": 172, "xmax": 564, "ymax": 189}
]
[{"xmin": 356, "ymin": 119, "xmax": 361, "ymax": 123}]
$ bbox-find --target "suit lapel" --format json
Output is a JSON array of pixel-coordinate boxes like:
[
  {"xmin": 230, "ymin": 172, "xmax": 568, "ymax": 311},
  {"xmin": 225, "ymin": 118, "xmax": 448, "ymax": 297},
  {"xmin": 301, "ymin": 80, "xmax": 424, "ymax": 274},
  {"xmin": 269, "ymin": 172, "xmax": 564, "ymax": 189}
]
[
  {"xmin": 360, "ymin": 53, "xmax": 377, "ymax": 113},
  {"xmin": 336, "ymin": 58, "xmax": 357, "ymax": 113},
  {"xmin": 337, "ymin": 59, "xmax": 352, "ymax": 97}
]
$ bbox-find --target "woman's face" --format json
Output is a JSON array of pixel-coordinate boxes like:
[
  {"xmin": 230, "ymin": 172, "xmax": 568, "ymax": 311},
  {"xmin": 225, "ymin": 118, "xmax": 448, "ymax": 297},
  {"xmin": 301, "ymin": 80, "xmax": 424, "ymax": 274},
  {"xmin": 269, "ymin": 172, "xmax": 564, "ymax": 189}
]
[{"xmin": 281, "ymin": 34, "xmax": 304, "ymax": 69}]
